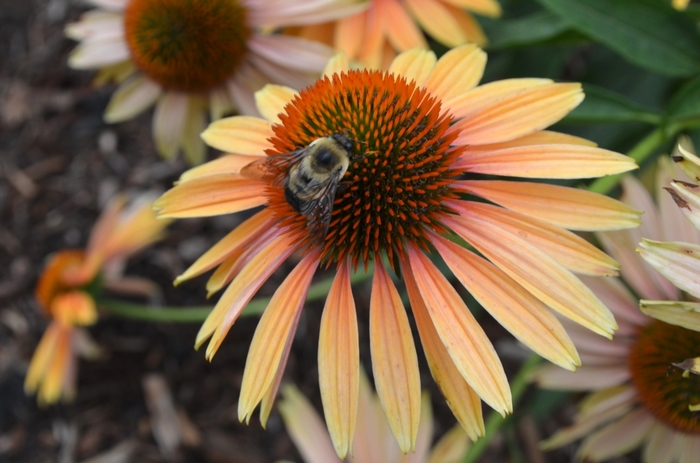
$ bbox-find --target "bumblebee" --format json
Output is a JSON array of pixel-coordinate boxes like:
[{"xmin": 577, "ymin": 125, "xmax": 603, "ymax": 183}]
[{"xmin": 241, "ymin": 133, "xmax": 355, "ymax": 243}]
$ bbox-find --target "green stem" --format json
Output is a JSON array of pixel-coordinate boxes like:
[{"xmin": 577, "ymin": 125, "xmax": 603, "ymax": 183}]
[
  {"xmin": 98, "ymin": 263, "xmax": 373, "ymax": 323},
  {"xmin": 463, "ymin": 354, "xmax": 542, "ymax": 463},
  {"xmin": 587, "ymin": 127, "xmax": 669, "ymax": 195}
]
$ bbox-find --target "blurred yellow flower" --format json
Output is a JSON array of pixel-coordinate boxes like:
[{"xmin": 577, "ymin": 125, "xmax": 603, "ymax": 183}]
[
  {"xmin": 156, "ymin": 45, "xmax": 639, "ymax": 456},
  {"xmin": 25, "ymin": 194, "xmax": 170, "ymax": 405}
]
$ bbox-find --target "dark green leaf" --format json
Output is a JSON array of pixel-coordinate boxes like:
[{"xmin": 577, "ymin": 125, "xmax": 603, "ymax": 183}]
[
  {"xmin": 484, "ymin": 11, "xmax": 571, "ymax": 50},
  {"xmin": 535, "ymin": 0, "xmax": 700, "ymax": 77},
  {"xmin": 666, "ymin": 77, "xmax": 700, "ymax": 126},
  {"xmin": 563, "ymin": 84, "xmax": 661, "ymax": 124}
]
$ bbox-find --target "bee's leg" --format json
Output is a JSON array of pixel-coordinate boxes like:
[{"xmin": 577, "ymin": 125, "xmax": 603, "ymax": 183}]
[{"xmin": 337, "ymin": 183, "xmax": 349, "ymax": 194}]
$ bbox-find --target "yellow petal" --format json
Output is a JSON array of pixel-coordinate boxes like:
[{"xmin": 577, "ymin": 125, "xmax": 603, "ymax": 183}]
[
  {"xmin": 431, "ymin": 233, "xmax": 580, "ymax": 370},
  {"xmin": 103, "ymin": 75, "xmax": 161, "ymax": 123},
  {"xmin": 466, "ymin": 130, "xmax": 597, "ymax": 152},
  {"xmin": 672, "ymin": 136, "xmax": 700, "ymax": 182},
  {"xmin": 178, "ymin": 154, "xmax": 265, "ymax": 183},
  {"xmin": 370, "ymin": 261, "xmax": 421, "ymax": 453},
  {"xmin": 52, "ymin": 291, "xmax": 98, "ymax": 327},
  {"xmin": 454, "ymin": 180, "xmax": 641, "ymax": 231},
  {"xmin": 403, "ymin": 260, "xmax": 485, "ymax": 440},
  {"xmin": 25, "ymin": 322, "xmax": 61, "ymax": 395},
  {"xmin": 175, "ymin": 209, "xmax": 274, "ymax": 285},
  {"xmin": 238, "ymin": 251, "xmax": 320, "ymax": 423},
  {"xmin": 201, "ymin": 116, "xmax": 274, "ymax": 155},
  {"xmin": 406, "ymin": 244, "xmax": 512, "ymax": 415},
  {"xmin": 205, "ymin": 247, "xmax": 247, "ymax": 297},
  {"xmin": 455, "ymin": 144, "xmax": 637, "ymax": 179},
  {"xmin": 445, "ymin": 214, "xmax": 618, "ymax": 337},
  {"xmin": 318, "ymin": 259, "xmax": 359, "ymax": 459},
  {"xmin": 639, "ymin": 300, "xmax": 700, "ymax": 332},
  {"xmin": 37, "ymin": 324, "xmax": 72, "ymax": 405},
  {"xmin": 405, "ymin": 0, "xmax": 467, "ymax": 47},
  {"xmin": 323, "ymin": 52, "xmax": 351, "ymax": 78},
  {"xmin": 154, "ymin": 175, "xmax": 267, "ymax": 219},
  {"xmin": 446, "ymin": 78, "xmax": 551, "ymax": 121},
  {"xmin": 427, "ymin": 425, "xmax": 471, "ymax": 463},
  {"xmin": 450, "ymin": 201, "xmax": 620, "ymax": 277},
  {"xmin": 637, "ymin": 239, "xmax": 700, "ymax": 300},
  {"xmin": 443, "ymin": 5, "xmax": 487, "ymax": 46},
  {"xmin": 255, "ymin": 84, "xmax": 297, "ymax": 125},
  {"xmin": 450, "ymin": 82, "xmax": 583, "ymax": 145},
  {"xmin": 424, "ymin": 44, "xmax": 486, "ymax": 102},
  {"xmin": 442, "ymin": 0, "xmax": 502, "ymax": 17},
  {"xmin": 388, "ymin": 48, "xmax": 436, "ymax": 88}
]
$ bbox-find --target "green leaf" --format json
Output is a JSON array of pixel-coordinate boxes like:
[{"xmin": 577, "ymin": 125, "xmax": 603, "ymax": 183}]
[
  {"xmin": 535, "ymin": 0, "xmax": 700, "ymax": 77},
  {"xmin": 484, "ymin": 11, "xmax": 571, "ymax": 50},
  {"xmin": 564, "ymin": 84, "xmax": 661, "ymax": 124},
  {"xmin": 666, "ymin": 77, "xmax": 700, "ymax": 127}
]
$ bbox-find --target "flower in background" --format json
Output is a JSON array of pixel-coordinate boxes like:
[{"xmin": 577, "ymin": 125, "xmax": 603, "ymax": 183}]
[
  {"xmin": 65, "ymin": 0, "xmax": 367, "ymax": 164},
  {"xmin": 279, "ymin": 371, "xmax": 470, "ymax": 463},
  {"xmin": 156, "ymin": 45, "xmax": 638, "ymax": 457},
  {"xmin": 533, "ymin": 156, "xmax": 700, "ymax": 462},
  {"xmin": 25, "ymin": 194, "xmax": 170, "ymax": 405},
  {"xmin": 673, "ymin": 0, "xmax": 690, "ymax": 11},
  {"xmin": 290, "ymin": 0, "xmax": 501, "ymax": 69},
  {"xmin": 638, "ymin": 138, "xmax": 700, "ymax": 332}
]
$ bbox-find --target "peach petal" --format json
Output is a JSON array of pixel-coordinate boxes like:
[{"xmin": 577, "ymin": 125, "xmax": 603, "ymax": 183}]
[
  {"xmin": 380, "ymin": 0, "xmax": 428, "ymax": 51},
  {"xmin": 247, "ymin": 0, "xmax": 368, "ymax": 28},
  {"xmin": 335, "ymin": 13, "xmax": 364, "ymax": 59},
  {"xmin": 450, "ymin": 83, "xmax": 583, "ymax": 145},
  {"xmin": 204, "ymin": 247, "xmax": 246, "ymax": 297},
  {"xmin": 540, "ymin": 387, "xmax": 636, "ymax": 449},
  {"xmin": 441, "ymin": 0, "xmax": 502, "ymax": 17},
  {"xmin": 454, "ymin": 180, "xmax": 641, "ymax": 231},
  {"xmin": 426, "ymin": 424, "xmax": 470, "ymax": 463},
  {"xmin": 406, "ymin": 244, "xmax": 511, "ymax": 415},
  {"xmin": 85, "ymin": 195, "xmax": 126, "ymax": 259},
  {"xmin": 352, "ymin": 371, "xmax": 400, "ymax": 463},
  {"xmin": 357, "ymin": 7, "xmax": 383, "ymax": 69},
  {"xmin": 534, "ymin": 364, "xmax": 630, "ymax": 390},
  {"xmin": 52, "ymin": 291, "xmax": 98, "ymax": 327},
  {"xmin": 424, "ymin": 44, "xmax": 485, "ymax": 102},
  {"xmin": 249, "ymin": 34, "xmax": 333, "ymax": 73},
  {"xmin": 175, "ymin": 209, "xmax": 274, "ymax": 285},
  {"xmin": 402, "ymin": 260, "xmax": 485, "ymax": 440},
  {"xmin": 449, "ymin": 201, "xmax": 620, "ymax": 277},
  {"xmin": 318, "ymin": 259, "xmax": 359, "ymax": 459},
  {"xmin": 388, "ymin": 48, "xmax": 436, "ymax": 87},
  {"xmin": 104, "ymin": 75, "xmax": 161, "ymax": 123},
  {"xmin": 466, "ymin": 130, "xmax": 597, "ymax": 152},
  {"xmin": 153, "ymin": 175, "xmax": 267, "ymax": 219},
  {"xmin": 443, "ymin": 5, "xmax": 487, "ymax": 46},
  {"xmin": 431, "ymin": 233, "xmax": 579, "ymax": 370},
  {"xmin": 578, "ymin": 409, "xmax": 654, "ymax": 461},
  {"xmin": 639, "ymin": 300, "xmax": 700, "ymax": 332},
  {"xmin": 178, "ymin": 154, "xmax": 265, "ymax": 183},
  {"xmin": 201, "ymin": 116, "xmax": 274, "ymax": 155},
  {"xmin": 195, "ymin": 231, "xmax": 299, "ymax": 357},
  {"xmin": 370, "ymin": 261, "xmax": 421, "ymax": 453},
  {"xmin": 279, "ymin": 385, "xmax": 343, "ymax": 463},
  {"xmin": 444, "ymin": 214, "xmax": 617, "ymax": 337},
  {"xmin": 455, "ymin": 144, "xmax": 636, "ymax": 178},
  {"xmin": 153, "ymin": 92, "xmax": 188, "ymax": 160},
  {"xmin": 238, "ymin": 251, "xmax": 319, "ymax": 423},
  {"xmin": 446, "ymin": 78, "xmax": 551, "ymax": 121},
  {"xmin": 638, "ymin": 239, "xmax": 700, "ymax": 300},
  {"xmin": 405, "ymin": 0, "xmax": 467, "ymax": 47},
  {"xmin": 25, "ymin": 322, "xmax": 62, "ymax": 395},
  {"xmin": 255, "ymin": 84, "xmax": 297, "ymax": 125},
  {"xmin": 38, "ymin": 324, "xmax": 72, "ymax": 405},
  {"xmin": 323, "ymin": 52, "xmax": 351, "ymax": 78},
  {"xmin": 399, "ymin": 393, "xmax": 434, "ymax": 463}
]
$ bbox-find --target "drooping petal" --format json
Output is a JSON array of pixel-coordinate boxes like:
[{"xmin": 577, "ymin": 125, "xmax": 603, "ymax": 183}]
[
  {"xmin": 318, "ymin": 259, "xmax": 359, "ymax": 459},
  {"xmin": 174, "ymin": 209, "xmax": 274, "ymax": 285},
  {"xmin": 356, "ymin": 7, "xmax": 383, "ymax": 69},
  {"xmin": 449, "ymin": 200, "xmax": 620, "ymax": 277},
  {"xmin": 103, "ymin": 75, "xmax": 161, "ymax": 123},
  {"xmin": 153, "ymin": 92, "xmax": 188, "ymax": 160},
  {"xmin": 182, "ymin": 97, "xmax": 207, "ymax": 166},
  {"xmin": 25, "ymin": 322, "xmax": 62, "ymax": 396},
  {"xmin": 451, "ymin": 82, "xmax": 583, "ymax": 145},
  {"xmin": 370, "ymin": 261, "xmax": 421, "ymax": 453},
  {"xmin": 577, "ymin": 408, "xmax": 655, "ymax": 462},
  {"xmin": 454, "ymin": 180, "xmax": 641, "ymax": 231},
  {"xmin": 404, "ymin": 0, "xmax": 468, "ymax": 48},
  {"xmin": 153, "ymin": 175, "xmax": 267, "ymax": 218},
  {"xmin": 406, "ymin": 244, "xmax": 512, "ymax": 415},
  {"xmin": 201, "ymin": 116, "xmax": 274, "ymax": 155},
  {"xmin": 238, "ymin": 250, "xmax": 319, "ymax": 423},
  {"xmin": 423, "ymin": 44, "xmax": 485, "ymax": 102},
  {"xmin": 209, "ymin": 86, "xmax": 235, "ymax": 121},
  {"xmin": 379, "ymin": 0, "xmax": 428, "ymax": 51},
  {"xmin": 279, "ymin": 385, "xmax": 343, "ymax": 463},
  {"xmin": 441, "ymin": 0, "xmax": 502, "ymax": 17},
  {"xmin": 534, "ymin": 364, "xmax": 630, "ymax": 390},
  {"xmin": 255, "ymin": 84, "xmax": 297, "ymax": 125},
  {"xmin": 639, "ymin": 300, "xmax": 700, "ymax": 332},
  {"xmin": 426, "ymin": 425, "xmax": 471, "ymax": 463},
  {"xmin": 454, "ymin": 144, "xmax": 636, "ymax": 178},
  {"xmin": 195, "ymin": 230, "xmax": 299, "ymax": 357},
  {"xmin": 402, "ymin": 259, "xmax": 485, "ymax": 440},
  {"xmin": 430, "ymin": 233, "xmax": 580, "ymax": 370},
  {"xmin": 638, "ymin": 239, "xmax": 700, "ymax": 300},
  {"xmin": 578, "ymin": 276, "xmax": 648, "ymax": 329},
  {"xmin": 37, "ymin": 324, "xmax": 72, "ymax": 405},
  {"xmin": 177, "ymin": 154, "xmax": 265, "ymax": 183},
  {"xmin": 398, "ymin": 392, "xmax": 434, "ymax": 463},
  {"xmin": 388, "ymin": 49, "xmax": 436, "ymax": 88},
  {"xmin": 444, "ymin": 214, "xmax": 618, "ymax": 337}
]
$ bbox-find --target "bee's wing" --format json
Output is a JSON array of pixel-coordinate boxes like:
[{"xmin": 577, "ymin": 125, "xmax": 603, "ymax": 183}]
[
  {"xmin": 240, "ymin": 148, "xmax": 308, "ymax": 188},
  {"xmin": 304, "ymin": 170, "xmax": 344, "ymax": 244}
]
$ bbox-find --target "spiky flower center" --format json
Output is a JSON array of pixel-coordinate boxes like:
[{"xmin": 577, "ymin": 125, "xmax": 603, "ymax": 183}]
[
  {"xmin": 629, "ymin": 320, "xmax": 700, "ymax": 433},
  {"xmin": 124, "ymin": 0, "xmax": 250, "ymax": 92},
  {"xmin": 266, "ymin": 70, "xmax": 464, "ymax": 268}
]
